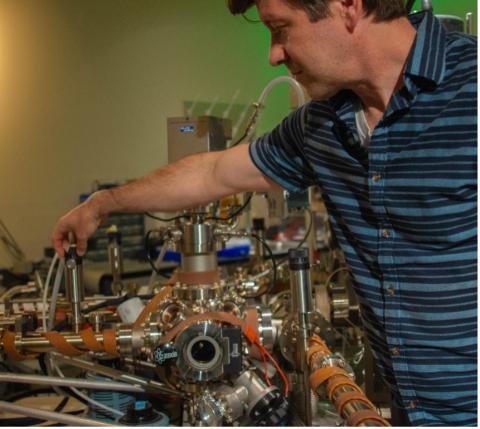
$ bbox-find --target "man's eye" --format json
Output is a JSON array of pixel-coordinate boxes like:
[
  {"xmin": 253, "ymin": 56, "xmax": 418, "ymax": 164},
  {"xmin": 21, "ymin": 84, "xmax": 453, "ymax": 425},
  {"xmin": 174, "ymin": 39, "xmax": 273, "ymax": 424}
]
[{"xmin": 271, "ymin": 26, "xmax": 288, "ymax": 41}]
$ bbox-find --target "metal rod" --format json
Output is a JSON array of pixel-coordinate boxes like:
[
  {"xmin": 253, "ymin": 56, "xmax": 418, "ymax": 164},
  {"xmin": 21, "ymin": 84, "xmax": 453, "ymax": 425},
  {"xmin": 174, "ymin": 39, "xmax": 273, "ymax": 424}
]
[
  {"xmin": 65, "ymin": 246, "xmax": 85, "ymax": 333},
  {"xmin": 466, "ymin": 12, "xmax": 473, "ymax": 35},
  {"xmin": 0, "ymin": 372, "xmax": 143, "ymax": 392},
  {"xmin": 0, "ymin": 284, "xmax": 38, "ymax": 303},
  {"xmin": 18, "ymin": 332, "xmax": 109, "ymax": 352},
  {"xmin": 0, "ymin": 400, "xmax": 119, "ymax": 426},
  {"xmin": 288, "ymin": 248, "xmax": 313, "ymax": 426},
  {"xmin": 52, "ymin": 352, "xmax": 183, "ymax": 397}
]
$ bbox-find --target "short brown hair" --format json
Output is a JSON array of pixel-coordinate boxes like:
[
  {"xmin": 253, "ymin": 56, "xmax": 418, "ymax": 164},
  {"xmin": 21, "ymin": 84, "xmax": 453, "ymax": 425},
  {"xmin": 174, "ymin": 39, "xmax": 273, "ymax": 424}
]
[{"xmin": 227, "ymin": 0, "xmax": 406, "ymax": 22}]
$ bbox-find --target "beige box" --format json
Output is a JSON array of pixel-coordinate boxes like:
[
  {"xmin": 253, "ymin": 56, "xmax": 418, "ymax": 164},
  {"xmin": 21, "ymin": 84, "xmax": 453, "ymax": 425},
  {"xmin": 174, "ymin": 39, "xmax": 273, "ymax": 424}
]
[{"xmin": 167, "ymin": 116, "xmax": 232, "ymax": 163}]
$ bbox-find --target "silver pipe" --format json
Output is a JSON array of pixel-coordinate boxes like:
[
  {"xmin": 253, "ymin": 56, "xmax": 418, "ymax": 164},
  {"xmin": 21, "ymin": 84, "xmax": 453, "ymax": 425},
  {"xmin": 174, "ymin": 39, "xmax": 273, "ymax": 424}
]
[
  {"xmin": 18, "ymin": 332, "xmax": 109, "ymax": 351},
  {"xmin": 8, "ymin": 295, "xmax": 119, "ymax": 304},
  {"xmin": 466, "ymin": 13, "xmax": 473, "ymax": 35},
  {"xmin": 0, "ymin": 400, "xmax": 119, "ymax": 426},
  {"xmin": 0, "ymin": 372, "xmax": 143, "ymax": 392},
  {"xmin": 0, "ymin": 284, "xmax": 38, "ymax": 302},
  {"xmin": 421, "ymin": 0, "xmax": 432, "ymax": 11},
  {"xmin": 288, "ymin": 248, "xmax": 313, "ymax": 426},
  {"xmin": 107, "ymin": 230, "xmax": 124, "ymax": 295},
  {"xmin": 65, "ymin": 246, "xmax": 85, "ymax": 333},
  {"xmin": 52, "ymin": 352, "xmax": 183, "ymax": 397}
]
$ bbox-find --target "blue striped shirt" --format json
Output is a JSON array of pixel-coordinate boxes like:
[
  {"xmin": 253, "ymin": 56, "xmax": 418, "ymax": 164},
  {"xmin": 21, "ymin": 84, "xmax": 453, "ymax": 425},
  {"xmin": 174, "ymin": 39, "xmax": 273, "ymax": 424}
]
[{"xmin": 250, "ymin": 11, "xmax": 477, "ymax": 426}]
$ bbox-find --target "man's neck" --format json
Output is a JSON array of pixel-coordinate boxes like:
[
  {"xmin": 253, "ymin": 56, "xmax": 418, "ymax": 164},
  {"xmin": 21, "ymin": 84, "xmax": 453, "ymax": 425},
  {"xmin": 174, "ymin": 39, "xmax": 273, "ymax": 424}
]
[{"xmin": 351, "ymin": 17, "xmax": 416, "ymax": 130}]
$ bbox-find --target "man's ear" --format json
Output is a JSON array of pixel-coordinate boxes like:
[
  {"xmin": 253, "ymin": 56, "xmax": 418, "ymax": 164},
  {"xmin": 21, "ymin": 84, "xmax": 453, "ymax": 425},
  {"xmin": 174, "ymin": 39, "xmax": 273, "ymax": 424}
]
[{"xmin": 338, "ymin": 0, "xmax": 364, "ymax": 32}]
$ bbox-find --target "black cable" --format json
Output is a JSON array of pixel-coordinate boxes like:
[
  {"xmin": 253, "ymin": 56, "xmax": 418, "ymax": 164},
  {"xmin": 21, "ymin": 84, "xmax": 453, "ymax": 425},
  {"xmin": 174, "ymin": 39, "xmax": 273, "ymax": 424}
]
[
  {"xmin": 405, "ymin": 0, "xmax": 416, "ymax": 14},
  {"xmin": 206, "ymin": 193, "xmax": 253, "ymax": 222},
  {"xmin": 81, "ymin": 295, "xmax": 128, "ymax": 314},
  {"xmin": 81, "ymin": 293, "xmax": 156, "ymax": 315},
  {"xmin": 54, "ymin": 396, "xmax": 69, "ymax": 413},
  {"xmin": 230, "ymin": 129, "xmax": 249, "ymax": 148},
  {"xmin": 276, "ymin": 208, "xmax": 314, "ymax": 268},
  {"xmin": 295, "ymin": 207, "xmax": 313, "ymax": 249},
  {"xmin": 145, "ymin": 193, "xmax": 252, "ymax": 224},
  {"xmin": 144, "ymin": 212, "xmax": 190, "ymax": 222},
  {"xmin": 251, "ymin": 233, "xmax": 277, "ymax": 297},
  {"xmin": 144, "ymin": 229, "xmax": 171, "ymax": 278}
]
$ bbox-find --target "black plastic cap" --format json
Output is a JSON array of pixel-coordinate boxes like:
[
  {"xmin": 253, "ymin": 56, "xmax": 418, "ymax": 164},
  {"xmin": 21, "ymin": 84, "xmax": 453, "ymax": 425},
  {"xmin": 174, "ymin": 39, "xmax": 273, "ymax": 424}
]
[
  {"xmin": 66, "ymin": 245, "xmax": 83, "ymax": 265},
  {"xmin": 120, "ymin": 400, "xmax": 160, "ymax": 424},
  {"xmin": 252, "ymin": 218, "xmax": 265, "ymax": 231},
  {"xmin": 288, "ymin": 248, "xmax": 309, "ymax": 270},
  {"xmin": 107, "ymin": 230, "xmax": 122, "ymax": 244}
]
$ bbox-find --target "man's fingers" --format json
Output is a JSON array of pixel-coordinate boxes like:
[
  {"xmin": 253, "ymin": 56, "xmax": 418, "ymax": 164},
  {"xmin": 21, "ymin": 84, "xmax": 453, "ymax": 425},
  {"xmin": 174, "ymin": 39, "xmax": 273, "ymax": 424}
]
[
  {"xmin": 75, "ymin": 239, "xmax": 87, "ymax": 256},
  {"xmin": 53, "ymin": 239, "xmax": 65, "ymax": 258}
]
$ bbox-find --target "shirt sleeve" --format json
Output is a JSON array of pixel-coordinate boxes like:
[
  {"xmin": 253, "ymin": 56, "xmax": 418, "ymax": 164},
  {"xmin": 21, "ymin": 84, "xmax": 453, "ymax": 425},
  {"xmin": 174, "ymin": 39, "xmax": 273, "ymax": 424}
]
[{"xmin": 249, "ymin": 104, "xmax": 316, "ymax": 192}]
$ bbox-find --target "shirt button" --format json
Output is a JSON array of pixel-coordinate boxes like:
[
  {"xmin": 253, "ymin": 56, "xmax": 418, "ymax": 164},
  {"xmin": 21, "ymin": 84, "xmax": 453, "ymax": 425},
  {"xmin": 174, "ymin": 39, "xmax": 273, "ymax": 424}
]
[
  {"xmin": 386, "ymin": 287, "xmax": 395, "ymax": 296},
  {"xmin": 382, "ymin": 229, "xmax": 390, "ymax": 238},
  {"xmin": 372, "ymin": 173, "xmax": 382, "ymax": 181},
  {"xmin": 408, "ymin": 401, "xmax": 417, "ymax": 409},
  {"xmin": 391, "ymin": 347, "xmax": 400, "ymax": 356}
]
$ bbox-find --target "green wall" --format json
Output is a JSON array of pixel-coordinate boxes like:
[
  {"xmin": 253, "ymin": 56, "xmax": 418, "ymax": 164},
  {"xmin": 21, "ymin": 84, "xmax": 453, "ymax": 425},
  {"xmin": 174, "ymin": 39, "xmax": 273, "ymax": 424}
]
[{"xmin": 410, "ymin": 0, "xmax": 477, "ymax": 34}]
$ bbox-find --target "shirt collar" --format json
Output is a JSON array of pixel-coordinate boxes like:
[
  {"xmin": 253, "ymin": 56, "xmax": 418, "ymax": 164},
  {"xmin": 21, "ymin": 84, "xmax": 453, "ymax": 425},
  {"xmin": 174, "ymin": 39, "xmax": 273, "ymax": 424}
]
[
  {"xmin": 328, "ymin": 12, "xmax": 447, "ymax": 121},
  {"xmin": 404, "ymin": 11, "xmax": 447, "ymax": 91}
]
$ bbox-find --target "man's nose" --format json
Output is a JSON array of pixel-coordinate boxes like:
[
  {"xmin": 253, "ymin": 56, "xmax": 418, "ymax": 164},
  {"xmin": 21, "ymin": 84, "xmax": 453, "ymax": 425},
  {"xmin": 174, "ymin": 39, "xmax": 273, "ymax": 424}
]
[{"xmin": 269, "ymin": 43, "xmax": 286, "ymax": 66}]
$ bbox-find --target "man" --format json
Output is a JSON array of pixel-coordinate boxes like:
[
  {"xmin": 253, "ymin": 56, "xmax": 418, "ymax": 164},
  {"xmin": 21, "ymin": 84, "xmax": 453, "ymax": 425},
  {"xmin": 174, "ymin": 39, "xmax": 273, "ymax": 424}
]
[{"xmin": 52, "ymin": 0, "xmax": 477, "ymax": 425}]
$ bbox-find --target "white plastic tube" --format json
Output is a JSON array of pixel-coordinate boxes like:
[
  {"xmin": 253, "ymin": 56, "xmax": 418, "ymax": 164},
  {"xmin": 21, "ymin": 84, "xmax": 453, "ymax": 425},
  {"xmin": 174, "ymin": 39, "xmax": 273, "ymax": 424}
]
[
  {"xmin": 237, "ymin": 76, "xmax": 307, "ymax": 145},
  {"xmin": 257, "ymin": 75, "xmax": 306, "ymax": 107},
  {"xmin": 41, "ymin": 253, "xmax": 59, "ymax": 332},
  {"xmin": 148, "ymin": 241, "xmax": 169, "ymax": 286},
  {"xmin": 47, "ymin": 258, "xmax": 65, "ymax": 330}
]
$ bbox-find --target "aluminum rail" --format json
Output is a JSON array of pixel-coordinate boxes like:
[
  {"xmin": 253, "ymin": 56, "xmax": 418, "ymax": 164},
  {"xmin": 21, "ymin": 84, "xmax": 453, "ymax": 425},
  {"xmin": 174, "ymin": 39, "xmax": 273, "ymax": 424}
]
[
  {"xmin": 0, "ymin": 372, "xmax": 144, "ymax": 393},
  {"xmin": 0, "ymin": 400, "xmax": 119, "ymax": 426}
]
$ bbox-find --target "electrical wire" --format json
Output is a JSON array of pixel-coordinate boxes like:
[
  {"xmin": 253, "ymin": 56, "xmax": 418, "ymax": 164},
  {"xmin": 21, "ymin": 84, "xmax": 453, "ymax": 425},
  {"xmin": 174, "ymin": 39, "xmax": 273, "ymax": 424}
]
[
  {"xmin": 144, "ymin": 230, "xmax": 171, "ymax": 278},
  {"xmin": 148, "ymin": 241, "xmax": 170, "ymax": 286},
  {"xmin": 230, "ymin": 128, "xmax": 250, "ymax": 148},
  {"xmin": 47, "ymin": 258, "xmax": 65, "ymax": 331},
  {"xmin": 41, "ymin": 253, "xmax": 59, "ymax": 332},
  {"xmin": 275, "ymin": 208, "xmax": 314, "ymax": 269},
  {"xmin": 81, "ymin": 295, "xmax": 128, "ymax": 314},
  {"xmin": 251, "ymin": 338, "xmax": 289, "ymax": 396},
  {"xmin": 206, "ymin": 193, "xmax": 253, "ymax": 222},
  {"xmin": 324, "ymin": 266, "xmax": 350, "ymax": 289},
  {"xmin": 295, "ymin": 207, "xmax": 313, "ymax": 249},
  {"xmin": 250, "ymin": 233, "xmax": 277, "ymax": 297},
  {"xmin": 144, "ymin": 212, "xmax": 192, "ymax": 222}
]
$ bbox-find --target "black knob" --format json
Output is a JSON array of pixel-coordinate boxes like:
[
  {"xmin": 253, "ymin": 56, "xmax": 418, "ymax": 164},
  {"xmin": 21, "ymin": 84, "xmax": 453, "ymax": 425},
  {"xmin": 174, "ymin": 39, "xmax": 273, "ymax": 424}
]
[
  {"xmin": 253, "ymin": 218, "xmax": 266, "ymax": 231},
  {"xmin": 288, "ymin": 248, "xmax": 309, "ymax": 270}
]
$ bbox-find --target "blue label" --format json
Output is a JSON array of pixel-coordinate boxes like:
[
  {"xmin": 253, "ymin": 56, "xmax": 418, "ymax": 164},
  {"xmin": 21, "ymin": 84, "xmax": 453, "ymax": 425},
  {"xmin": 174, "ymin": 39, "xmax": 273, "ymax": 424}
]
[
  {"xmin": 135, "ymin": 401, "xmax": 147, "ymax": 410},
  {"xmin": 180, "ymin": 125, "xmax": 195, "ymax": 133}
]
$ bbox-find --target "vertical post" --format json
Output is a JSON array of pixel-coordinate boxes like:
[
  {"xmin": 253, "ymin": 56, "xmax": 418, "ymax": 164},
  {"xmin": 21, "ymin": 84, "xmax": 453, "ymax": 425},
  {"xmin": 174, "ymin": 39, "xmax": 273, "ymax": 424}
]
[
  {"xmin": 288, "ymin": 247, "xmax": 313, "ymax": 426},
  {"xmin": 466, "ymin": 12, "xmax": 473, "ymax": 35},
  {"xmin": 65, "ymin": 245, "xmax": 84, "ymax": 333},
  {"xmin": 107, "ymin": 228, "xmax": 124, "ymax": 296}
]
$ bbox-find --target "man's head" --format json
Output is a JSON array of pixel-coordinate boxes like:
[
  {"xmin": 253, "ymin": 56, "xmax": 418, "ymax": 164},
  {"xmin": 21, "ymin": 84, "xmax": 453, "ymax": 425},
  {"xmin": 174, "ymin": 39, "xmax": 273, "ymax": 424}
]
[
  {"xmin": 228, "ymin": 0, "xmax": 406, "ymax": 22},
  {"xmin": 228, "ymin": 0, "xmax": 408, "ymax": 100}
]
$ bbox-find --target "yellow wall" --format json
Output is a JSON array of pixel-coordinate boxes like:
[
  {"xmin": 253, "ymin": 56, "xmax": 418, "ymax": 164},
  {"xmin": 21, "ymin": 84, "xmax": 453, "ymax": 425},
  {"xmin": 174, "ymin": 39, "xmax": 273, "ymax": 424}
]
[{"xmin": 0, "ymin": 0, "xmax": 291, "ymax": 263}]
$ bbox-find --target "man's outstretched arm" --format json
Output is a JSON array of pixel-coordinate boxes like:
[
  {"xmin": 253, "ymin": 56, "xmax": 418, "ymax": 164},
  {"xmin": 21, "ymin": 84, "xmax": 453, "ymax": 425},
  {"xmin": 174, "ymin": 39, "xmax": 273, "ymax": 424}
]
[{"xmin": 52, "ymin": 144, "xmax": 281, "ymax": 256}]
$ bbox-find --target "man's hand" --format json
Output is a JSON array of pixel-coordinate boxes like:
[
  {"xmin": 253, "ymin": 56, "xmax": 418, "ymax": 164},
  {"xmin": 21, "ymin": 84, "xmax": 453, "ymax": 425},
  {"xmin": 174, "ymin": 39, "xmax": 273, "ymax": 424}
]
[{"xmin": 52, "ymin": 192, "xmax": 106, "ymax": 257}]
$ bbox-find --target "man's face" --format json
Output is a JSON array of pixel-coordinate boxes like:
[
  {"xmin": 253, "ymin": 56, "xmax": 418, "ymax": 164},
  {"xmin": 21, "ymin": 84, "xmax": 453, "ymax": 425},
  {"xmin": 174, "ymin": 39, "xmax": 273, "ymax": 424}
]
[{"xmin": 256, "ymin": 0, "xmax": 351, "ymax": 100}]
